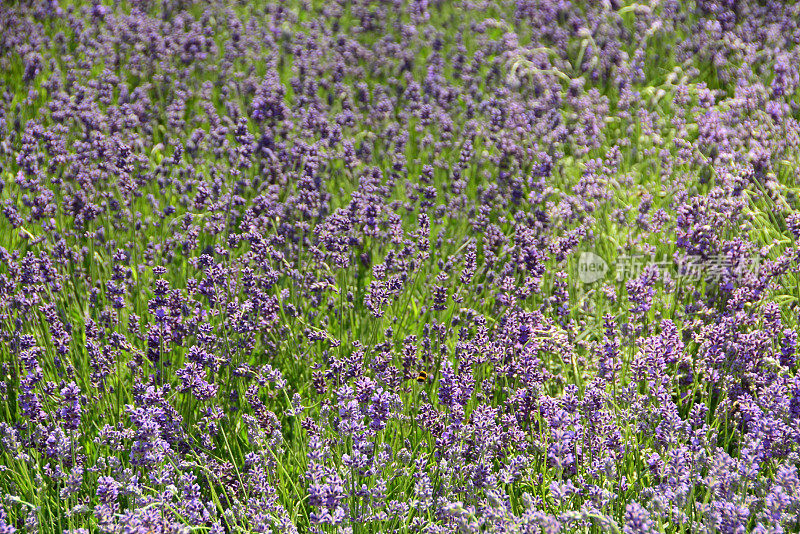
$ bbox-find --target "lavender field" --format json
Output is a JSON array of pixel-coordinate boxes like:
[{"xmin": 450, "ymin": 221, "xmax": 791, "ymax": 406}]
[{"xmin": 2, "ymin": 0, "xmax": 800, "ymax": 532}]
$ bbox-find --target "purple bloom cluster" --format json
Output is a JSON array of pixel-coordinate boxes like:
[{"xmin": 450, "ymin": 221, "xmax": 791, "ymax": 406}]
[{"xmin": 1, "ymin": 0, "xmax": 800, "ymax": 532}]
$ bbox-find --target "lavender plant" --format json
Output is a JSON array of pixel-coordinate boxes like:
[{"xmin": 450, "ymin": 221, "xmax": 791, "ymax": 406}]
[{"xmin": 1, "ymin": 0, "xmax": 800, "ymax": 532}]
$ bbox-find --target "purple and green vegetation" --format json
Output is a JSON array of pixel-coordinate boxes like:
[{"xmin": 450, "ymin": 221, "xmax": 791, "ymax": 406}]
[{"xmin": 2, "ymin": 0, "xmax": 800, "ymax": 532}]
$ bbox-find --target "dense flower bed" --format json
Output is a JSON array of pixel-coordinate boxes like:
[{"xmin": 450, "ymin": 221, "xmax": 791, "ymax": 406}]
[{"xmin": 1, "ymin": 0, "xmax": 800, "ymax": 532}]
